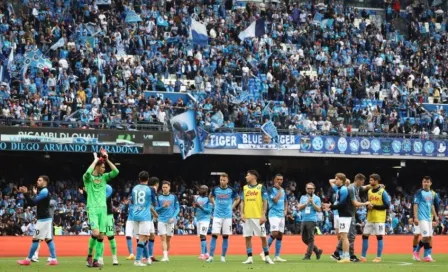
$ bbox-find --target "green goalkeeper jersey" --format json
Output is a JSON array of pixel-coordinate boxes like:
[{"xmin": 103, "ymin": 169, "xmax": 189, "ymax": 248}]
[{"xmin": 83, "ymin": 166, "xmax": 119, "ymax": 208}]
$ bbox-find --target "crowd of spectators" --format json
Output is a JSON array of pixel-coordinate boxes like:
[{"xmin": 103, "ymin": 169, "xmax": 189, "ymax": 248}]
[
  {"xmin": 0, "ymin": 0, "xmax": 447, "ymax": 136},
  {"xmin": 1, "ymin": 174, "xmax": 448, "ymax": 236}
]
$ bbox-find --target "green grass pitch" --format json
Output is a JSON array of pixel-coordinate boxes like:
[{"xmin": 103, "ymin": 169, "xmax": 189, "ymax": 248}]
[{"xmin": 1, "ymin": 255, "xmax": 446, "ymax": 272}]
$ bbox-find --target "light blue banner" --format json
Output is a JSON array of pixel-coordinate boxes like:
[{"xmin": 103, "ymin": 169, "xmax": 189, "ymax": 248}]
[{"xmin": 203, "ymin": 134, "xmax": 448, "ymax": 157}]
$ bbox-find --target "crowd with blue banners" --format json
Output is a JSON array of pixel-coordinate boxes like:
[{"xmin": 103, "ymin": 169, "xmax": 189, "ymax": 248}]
[{"xmin": 1, "ymin": 0, "xmax": 448, "ymax": 142}]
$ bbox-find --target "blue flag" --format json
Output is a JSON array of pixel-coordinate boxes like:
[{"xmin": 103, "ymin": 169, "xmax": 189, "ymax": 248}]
[
  {"xmin": 125, "ymin": 10, "xmax": 142, "ymax": 23},
  {"xmin": 157, "ymin": 16, "xmax": 169, "ymax": 27},
  {"xmin": 211, "ymin": 111, "xmax": 224, "ymax": 131},
  {"xmin": 261, "ymin": 121, "xmax": 279, "ymax": 144},
  {"xmin": 170, "ymin": 110, "xmax": 203, "ymax": 159},
  {"xmin": 197, "ymin": 127, "xmax": 209, "ymax": 150}
]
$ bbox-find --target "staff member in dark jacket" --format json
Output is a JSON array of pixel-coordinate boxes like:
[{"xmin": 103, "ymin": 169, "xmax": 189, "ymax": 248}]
[{"xmin": 297, "ymin": 182, "xmax": 323, "ymax": 260}]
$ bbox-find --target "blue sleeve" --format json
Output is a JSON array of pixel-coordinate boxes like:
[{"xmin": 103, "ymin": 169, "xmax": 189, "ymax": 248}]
[
  {"xmin": 34, "ymin": 188, "xmax": 49, "ymax": 203},
  {"xmin": 150, "ymin": 188, "xmax": 157, "ymax": 206},
  {"xmin": 413, "ymin": 191, "xmax": 421, "ymax": 204},
  {"xmin": 232, "ymin": 188, "xmax": 238, "ymax": 199},
  {"xmin": 434, "ymin": 193, "xmax": 441, "ymax": 206},
  {"xmin": 211, "ymin": 187, "xmax": 216, "ymax": 198},
  {"xmin": 173, "ymin": 195, "xmax": 180, "ymax": 219},
  {"xmin": 155, "ymin": 196, "xmax": 163, "ymax": 212},
  {"xmin": 106, "ymin": 185, "xmax": 113, "ymax": 198},
  {"xmin": 331, "ymin": 184, "xmax": 338, "ymax": 192},
  {"xmin": 373, "ymin": 191, "xmax": 390, "ymax": 210},
  {"xmin": 382, "ymin": 192, "xmax": 391, "ymax": 207},
  {"xmin": 262, "ymin": 186, "xmax": 268, "ymax": 201},
  {"xmin": 339, "ymin": 187, "xmax": 348, "ymax": 203},
  {"xmin": 268, "ymin": 187, "xmax": 274, "ymax": 200},
  {"xmin": 204, "ymin": 202, "xmax": 213, "ymax": 214},
  {"xmin": 299, "ymin": 196, "xmax": 305, "ymax": 204},
  {"xmin": 315, "ymin": 196, "xmax": 322, "ymax": 206}
]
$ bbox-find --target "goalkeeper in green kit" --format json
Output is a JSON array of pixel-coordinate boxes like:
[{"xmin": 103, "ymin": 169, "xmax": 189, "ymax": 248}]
[{"xmin": 84, "ymin": 151, "xmax": 119, "ymax": 267}]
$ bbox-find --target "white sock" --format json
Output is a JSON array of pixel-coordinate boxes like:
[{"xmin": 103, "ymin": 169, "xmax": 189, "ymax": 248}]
[{"xmin": 163, "ymin": 251, "xmax": 168, "ymax": 258}]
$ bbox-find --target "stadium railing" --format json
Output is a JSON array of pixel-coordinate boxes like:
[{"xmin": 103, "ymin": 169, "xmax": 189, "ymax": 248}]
[{"xmin": 1, "ymin": 119, "xmax": 446, "ymax": 140}]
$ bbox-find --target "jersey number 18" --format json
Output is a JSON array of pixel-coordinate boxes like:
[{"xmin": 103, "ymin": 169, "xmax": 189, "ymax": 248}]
[{"xmin": 134, "ymin": 190, "xmax": 146, "ymax": 205}]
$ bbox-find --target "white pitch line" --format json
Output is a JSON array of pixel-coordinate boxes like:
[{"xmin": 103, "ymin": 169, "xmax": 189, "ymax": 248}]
[{"xmin": 396, "ymin": 262, "xmax": 413, "ymax": 266}]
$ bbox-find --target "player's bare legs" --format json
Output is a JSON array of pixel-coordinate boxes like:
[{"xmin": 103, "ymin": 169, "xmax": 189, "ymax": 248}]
[{"xmin": 160, "ymin": 234, "xmax": 169, "ymax": 261}]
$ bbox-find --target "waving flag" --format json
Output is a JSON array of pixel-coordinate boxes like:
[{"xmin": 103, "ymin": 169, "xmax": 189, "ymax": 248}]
[
  {"xmin": 189, "ymin": 19, "xmax": 208, "ymax": 46},
  {"xmin": 94, "ymin": 0, "xmax": 112, "ymax": 5},
  {"xmin": 50, "ymin": 38, "xmax": 65, "ymax": 50},
  {"xmin": 211, "ymin": 111, "xmax": 224, "ymax": 131},
  {"xmin": 157, "ymin": 16, "xmax": 169, "ymax": 27},
  {"xmin": 24, "ymin": 49, "xmax": 52, "ymax": 69},
  {"xmin": 261, "ymin": 121, "xmax": 279, "ymax": 145},
  {"xmin": 197, "ymin": 127, "xmax": 209, "ymax": 150},
  {"xmin": 85, "ymin": 23, "xmax": 98, "ymax": 36},
  {"xmin": 171, "ymin": 110, "xmax": 203, "ymax": 159},
  {"xmin": 238, "ymin": 18, "xmax": 266, "ymax": 40},
  {"xmin": 125, "ymin": 10, "xmax": 142, "ymax": 23}
]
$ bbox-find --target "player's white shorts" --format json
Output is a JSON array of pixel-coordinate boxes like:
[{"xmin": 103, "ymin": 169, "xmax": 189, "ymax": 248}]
[
  {"xmin": 413, "ymin": 223, "xmax": 421, "ymax": 235},
  {"xmin": 211, "ymin": 218, "xmax": 233, "ymax": 235},
  {"xmin": 243, "ymin": 219, "xmax": 267, "ymax": 237},
  {"xmin": 338, "ymin": 217, "xmax": 352, "ymax": 234},
  {"xmin": 134, "ymin": 221, "xmax": 155, "ymax": 236},
  {"xmin": 33, "ymin": 220, "xmax": 53, "ymax": 240},
  {"xmin": 417, "ymin": 220, "xmax": 433, "ymax": 237},
  {"xmin": 269, "ymin": 217, "xmax": 285, "ymax": 233},
  {"xmin": 197, "ymin": 221, "xmax": 209, "ymax": 236},
  {"xmin": 125, "ymin": 220, "xmax": 135, "ymax": 237},
  {"xmin": 334, "ymin": 215, "xmax": 340, "ymax": 230},
  {"xmin": 158, "ymin": 222, "xmax": 175, "ymax": 236},
  {"xmin": 363, "ymin": 222, "xmax": 385, "ymax": 236}
]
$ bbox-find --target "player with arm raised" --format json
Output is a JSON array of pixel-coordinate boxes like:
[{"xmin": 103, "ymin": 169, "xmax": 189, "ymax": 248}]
[
  {"xmin": 132, "ymin": 171, "xmax": 157, "ymax": 266},
  {"xmin": 82, "ymin": 185, "xmax": 119, "ymax": 266},
  {"xmin": 194, "ymin": 185, "xmax": 213, "ymax": 260},
  {"xmin": 206, "ymin": 173, "xmax": 240, "ymax": 263},
  {"xmin": 17, "ymin": 176, "xmax": 58, "ymax": 266},
  {"xmin": 241, "ymin": 170, "xmax": 274, "ymax": 265},
  {"xmin": 413, "ymin": 176, "xmax": 439, "ymax": 262},
  {"xmin": 156, "ymin": 181, "xmax": 180, "ymax": 262},
  {"xmin": 84, "ymin": 151, "xmax": 119, "ymax": 267}
]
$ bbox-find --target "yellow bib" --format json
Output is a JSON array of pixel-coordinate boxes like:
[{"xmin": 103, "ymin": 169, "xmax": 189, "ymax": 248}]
[
  {"xmin": 243, "ymin": 184, "xmax": 263, "ymax": 219},
  {"xmin": 367, "ymin": 188, "xmax": 387, "ymax": 223}
]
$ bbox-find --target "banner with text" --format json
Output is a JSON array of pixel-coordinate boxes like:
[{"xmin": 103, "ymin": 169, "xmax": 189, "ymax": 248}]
[
  {"xmin": 204, "ymin": 133, "xmax": 447, "ymax": 157},
  {"xmin": 0, "ymin": 127, "xmax": 173, "ymax": 154}
]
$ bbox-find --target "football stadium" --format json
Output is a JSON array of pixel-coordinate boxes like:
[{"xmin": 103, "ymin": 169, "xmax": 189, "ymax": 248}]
[{"xmin": 1, "ymin": 0, "xmax": 448, "ymax": 271}]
